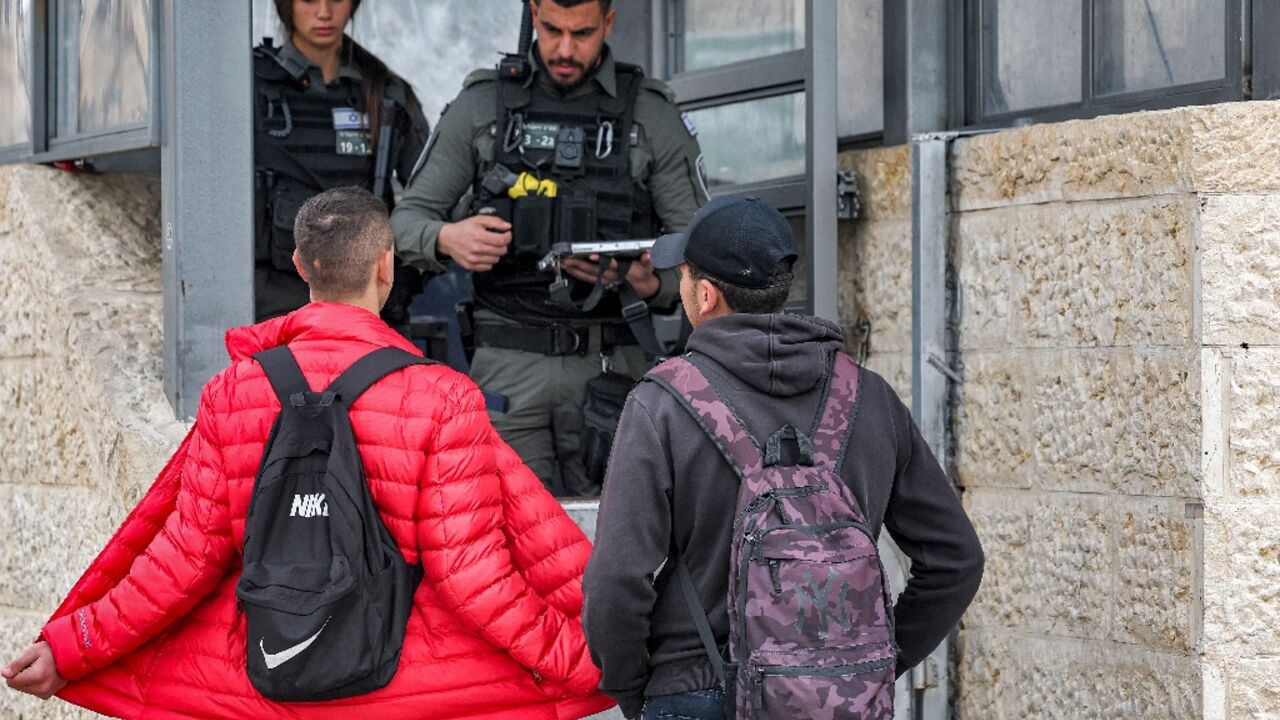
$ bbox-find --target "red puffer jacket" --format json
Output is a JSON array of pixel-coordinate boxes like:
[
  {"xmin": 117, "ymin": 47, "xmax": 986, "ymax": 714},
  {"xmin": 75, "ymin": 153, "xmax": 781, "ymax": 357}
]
[{"xmin": 39, "ymin": 302, "xmax": 615, "ymax": 720}]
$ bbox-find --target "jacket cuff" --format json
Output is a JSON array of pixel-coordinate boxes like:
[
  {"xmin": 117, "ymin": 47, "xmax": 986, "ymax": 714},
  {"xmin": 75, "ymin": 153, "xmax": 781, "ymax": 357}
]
[
  {"xmin": 41, "ymin": 613, "xmax": 93, "ymax": 681},
  {"xmin": 612, "ymin": 691, "xmax": 645, "ymax": 719}
]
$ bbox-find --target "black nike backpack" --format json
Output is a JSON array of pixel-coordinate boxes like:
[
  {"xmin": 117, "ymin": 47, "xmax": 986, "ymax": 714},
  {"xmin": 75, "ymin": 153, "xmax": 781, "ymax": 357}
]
[{"xmin": 236, "ymin": 346, "xmax": 430, "ymax": 701}]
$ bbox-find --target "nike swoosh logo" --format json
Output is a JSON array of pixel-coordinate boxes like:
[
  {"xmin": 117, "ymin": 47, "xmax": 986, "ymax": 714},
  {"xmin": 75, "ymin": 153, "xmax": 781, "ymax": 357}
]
[{"xmin": 260, "ymin": 617, "xmax": 330, "ymax": 670}]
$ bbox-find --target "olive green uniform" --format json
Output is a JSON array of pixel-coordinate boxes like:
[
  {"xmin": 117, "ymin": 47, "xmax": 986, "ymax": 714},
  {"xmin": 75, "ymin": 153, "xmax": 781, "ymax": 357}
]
[{"xmin": 392, "ymin": 47, "xmax": 707, "ymax": 494}]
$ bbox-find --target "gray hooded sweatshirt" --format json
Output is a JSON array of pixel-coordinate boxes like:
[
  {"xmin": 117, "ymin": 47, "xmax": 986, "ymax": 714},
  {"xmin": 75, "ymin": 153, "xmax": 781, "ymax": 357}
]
[{"xmin": 583, "ymin": 312, "xmax": 984, "ymax": 718}]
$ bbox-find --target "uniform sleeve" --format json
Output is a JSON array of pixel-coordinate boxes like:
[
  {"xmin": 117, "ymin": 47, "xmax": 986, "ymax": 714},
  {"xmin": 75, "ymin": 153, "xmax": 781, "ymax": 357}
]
[
  {"xmin": 879, "ymin": 380, "xmax": 985, "ymax": 674},
  {"xmin": 637, "ymin": 89, "xmax": 709, "ymax": 235},
  {"xmin": 417, "ymin": 377, "xmax": 600, "ymax": 695},
  {"xmin": 391, "ymin": 93, "xmax": 481, "ymax": 276},
  {"xmin": 634, "ymin": 90, "xmax": 706, "ymax": 311},
  {"xmin": 582, "ymin": 389, "xmax": 673, "ymax": 715},
  {"xmin": 40, "ymin": 377, "xmax": 237, "ymax": 680},
  {"xmin": 393, "ymin": 94, "xmax": 431, "ymax": 189}
]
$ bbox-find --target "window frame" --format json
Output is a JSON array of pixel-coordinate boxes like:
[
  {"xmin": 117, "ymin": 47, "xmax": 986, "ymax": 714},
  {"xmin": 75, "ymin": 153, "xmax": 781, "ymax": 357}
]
[
  {"xmin": 952, "ymin": 0, "xmax": 1245, "ymax": 130},
  {"xmin": 654, "ymin": 0, "xmax": 835, "ymax": 317},
  {"xmin": 0, "ymin": 0, "xmax": 161, "ymax": 165}
]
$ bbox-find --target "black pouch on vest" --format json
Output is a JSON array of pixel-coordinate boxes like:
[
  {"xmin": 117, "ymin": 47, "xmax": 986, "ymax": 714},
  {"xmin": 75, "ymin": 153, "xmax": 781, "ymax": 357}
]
[
  {"xmin": 268, "ymin": 185, "xmax": 313, "ymax": 273},
  {"xmin": 558, "ymin": 189, "xmax": 597, "ymax": 246},
  {"xmin": 511, "ymin": 195, "xmax": 555, "ymax": 260},
  {"xmin": 581, "ymin": 370, "xmax": 636, "ymax": 489}
]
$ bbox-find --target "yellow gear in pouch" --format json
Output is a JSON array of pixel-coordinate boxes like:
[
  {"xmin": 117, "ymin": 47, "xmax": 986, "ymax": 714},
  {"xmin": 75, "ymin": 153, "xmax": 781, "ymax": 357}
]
[{"xmin": 508, "ymin": 172, "xmax": 557, "ymax": 199}]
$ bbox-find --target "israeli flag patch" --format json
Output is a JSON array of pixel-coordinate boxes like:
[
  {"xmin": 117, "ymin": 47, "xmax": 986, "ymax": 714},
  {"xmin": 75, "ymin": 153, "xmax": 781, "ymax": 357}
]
[{"xmin": 332, "ymin": 107, "xmax": 367, "ymax": 130}]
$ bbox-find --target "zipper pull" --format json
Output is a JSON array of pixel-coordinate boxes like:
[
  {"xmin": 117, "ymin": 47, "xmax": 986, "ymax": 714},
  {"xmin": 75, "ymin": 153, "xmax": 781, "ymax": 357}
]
[{"xmin": 768, "ymin": 560, "xmax": 783, "ymax": 594}]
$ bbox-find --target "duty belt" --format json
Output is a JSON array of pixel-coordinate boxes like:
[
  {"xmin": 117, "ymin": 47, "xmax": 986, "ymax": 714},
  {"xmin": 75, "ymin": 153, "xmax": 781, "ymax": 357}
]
[{"xmin": 474, "ymin": 322, "xmax": 637, "ymax": 356}]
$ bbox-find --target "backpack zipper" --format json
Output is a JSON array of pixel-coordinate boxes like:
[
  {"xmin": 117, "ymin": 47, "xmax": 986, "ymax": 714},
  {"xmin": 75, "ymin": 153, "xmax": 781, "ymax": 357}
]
[{"xmin": 750, "ymin": 656, "xmax": 894, "ymax": 708}]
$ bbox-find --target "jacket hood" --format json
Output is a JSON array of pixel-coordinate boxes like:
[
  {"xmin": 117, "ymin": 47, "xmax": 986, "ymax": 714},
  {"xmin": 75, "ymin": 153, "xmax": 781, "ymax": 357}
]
[
  {"xmin": 224, "ymin": 302, "xmax": 419, "ymax": 362},
  {"xmin": 685, "ymin": 313, "xmax": 846, "ymax": 397}
]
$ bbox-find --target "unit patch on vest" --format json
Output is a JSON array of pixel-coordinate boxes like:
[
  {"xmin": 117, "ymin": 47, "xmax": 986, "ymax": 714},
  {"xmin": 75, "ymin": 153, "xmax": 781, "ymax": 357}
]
[
  {"xmin": 521, "ymin": 122, "xmax": 560, "ymax": 151},
  {"xmin": 333, "ymin": 108, "xmax": 372, "ymax": 156},
  {"xmin": 680, "ymin": 111, "xmax": 698, "ymax": 137},
  {"xmin": 336, "ymin": 130, "xmax": 371, "ymax": 155}
]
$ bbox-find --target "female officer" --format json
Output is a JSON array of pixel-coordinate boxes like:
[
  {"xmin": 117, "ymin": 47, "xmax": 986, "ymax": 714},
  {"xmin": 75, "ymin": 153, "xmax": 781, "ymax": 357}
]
[{"xmin": 254, "ymin": 0, "xmax": 430, "ymax": 328}]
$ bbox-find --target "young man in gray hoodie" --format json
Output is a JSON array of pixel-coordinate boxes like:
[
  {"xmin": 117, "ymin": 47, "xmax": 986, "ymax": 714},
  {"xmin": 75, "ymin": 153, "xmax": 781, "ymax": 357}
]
[{"xmin": 582, "ymin": 195, "xmax": 985, "ymax": 719}]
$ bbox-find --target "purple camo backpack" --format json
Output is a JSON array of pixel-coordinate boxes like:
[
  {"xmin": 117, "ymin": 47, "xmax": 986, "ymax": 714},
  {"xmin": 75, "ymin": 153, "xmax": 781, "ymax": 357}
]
[{"xmin": 648, "ymin": 351, "xmax": 896, "ymax": 719}]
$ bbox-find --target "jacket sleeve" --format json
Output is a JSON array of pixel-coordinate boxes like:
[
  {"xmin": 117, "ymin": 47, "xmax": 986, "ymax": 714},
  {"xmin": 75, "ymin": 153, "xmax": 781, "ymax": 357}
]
[
  {"xmin": 417, "ymin": 376, "xmax": 600, "ymax": 695},
  {"xmin": 582, "ymin": 389, "xmax": 672, "ymax": 716},
  {"xmin": 495, "ymin": 439, "xmax": 594, "ymax": 618},
  {"xmin": 40, "ymin": 375, "xmax": 238, "ymax": 680},
  {"xmin": 879, "ymin": 379, "xmax": 985, "ymax": 673}
]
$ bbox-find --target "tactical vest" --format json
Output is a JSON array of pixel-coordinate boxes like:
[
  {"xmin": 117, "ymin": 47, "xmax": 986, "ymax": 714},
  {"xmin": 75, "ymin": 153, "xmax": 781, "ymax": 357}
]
[
  {"xmin": 254, "ymin": 43, "xmax": 382, "ymax": 274},
  {"xmin": 252, "ymin": 41, "xmax": 420, "ymax": 325},
  {"xmin": 471, "ymin": 62, "xmax": 660, "ymax": 326}
]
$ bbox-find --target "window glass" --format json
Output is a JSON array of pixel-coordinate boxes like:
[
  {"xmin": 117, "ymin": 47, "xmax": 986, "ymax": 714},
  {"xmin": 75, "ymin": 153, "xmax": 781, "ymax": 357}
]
[
  {"xmin": 687, "ymin": 92, "xmax": 805, "ymax": 188},
  {"xmin": 679, "ymin": 0, "xmax": 804, "ymax": 72},
  {"xmin": 1092, "ymin": 0, "xmax": 1225, "ymax": 96},
  {"xmin": 76, "ymin": 0, "xmax": 150, "ymax": 133},
  {"xmin": 981, "ymin": 0, "xmax": 1081, "ymax": 115},
  {"xmin": 253, "ymin": 0, "xmax": 519, "ymax": 126},
  {"xmin": 786, "ymin": 213, "xmax": 807, "ymax": 306},
  {"xmin": 0, "ymin": 0, "xmax": 32, "ymax": 148},
  {"xmin": 837, "ymin": 0, "xmax": 883, "ymax": 138}
]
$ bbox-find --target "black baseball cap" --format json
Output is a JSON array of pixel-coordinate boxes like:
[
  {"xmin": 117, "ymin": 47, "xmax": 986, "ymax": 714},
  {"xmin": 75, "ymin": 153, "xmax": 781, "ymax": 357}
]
[{"xmin": 650, "ymin": 195, "xmax": 797, "ymax": 289}]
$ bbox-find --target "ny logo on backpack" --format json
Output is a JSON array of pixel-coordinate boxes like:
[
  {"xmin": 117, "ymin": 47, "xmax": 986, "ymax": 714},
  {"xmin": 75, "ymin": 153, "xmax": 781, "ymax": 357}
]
[
  {"xmin": 236, "ymin": 346, "xmax": 431, "ymax": 701},
  {"xmin": 650, "ymin": 352, "xmax": 897, "ymax": 719}
]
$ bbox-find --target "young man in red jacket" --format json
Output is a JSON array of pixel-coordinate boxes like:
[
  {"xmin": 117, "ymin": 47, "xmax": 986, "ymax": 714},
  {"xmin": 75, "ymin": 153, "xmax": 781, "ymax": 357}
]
[{"xmin": 3, "ymin": 187, "xmax": 613, "ymax": 720}]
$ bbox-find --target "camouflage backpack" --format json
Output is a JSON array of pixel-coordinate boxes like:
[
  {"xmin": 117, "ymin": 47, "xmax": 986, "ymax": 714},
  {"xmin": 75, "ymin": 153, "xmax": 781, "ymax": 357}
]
[{"xmin": 648, "ymin": 352, "xmax": 897, "ymax": 719}]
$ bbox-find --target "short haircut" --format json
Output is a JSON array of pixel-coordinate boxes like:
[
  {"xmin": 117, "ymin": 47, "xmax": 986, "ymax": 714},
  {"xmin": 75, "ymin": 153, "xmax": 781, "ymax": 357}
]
[
  {"xmin": 687, "ymin": 261, "xmax": 793, "ymax": 315},
  {"xmin": 293, "ymin": 187, "xmax": 392, "ymax": 299},
  {"xmin": 537, "ymin": 0, "xmax": 613, "ymax": 12}
]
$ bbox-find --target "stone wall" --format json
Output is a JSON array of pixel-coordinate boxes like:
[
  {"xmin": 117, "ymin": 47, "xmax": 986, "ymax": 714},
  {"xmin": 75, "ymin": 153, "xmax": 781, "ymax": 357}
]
[
  {"xmin": 837, "ymin": 100, "xmax": 1280, "ymax": 719},
  {"xmin": 0, "ymin": 164, "xmax": 184, "ymax": 719}
]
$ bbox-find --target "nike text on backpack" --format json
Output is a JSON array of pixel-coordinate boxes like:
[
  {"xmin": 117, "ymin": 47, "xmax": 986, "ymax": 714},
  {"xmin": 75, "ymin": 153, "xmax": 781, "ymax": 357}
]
[
  {"xmin": 236, "ymin": 346, "xmax": 431, "ymax": 701},
  {"xmin": 648, "ymin": 352, "xmax": 898, "ymax": 719}
]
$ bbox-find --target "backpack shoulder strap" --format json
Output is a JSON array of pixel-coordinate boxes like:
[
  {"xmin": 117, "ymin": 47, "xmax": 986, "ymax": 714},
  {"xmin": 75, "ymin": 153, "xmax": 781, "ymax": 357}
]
[
  {"xmin": 325, "ymin": 347, "xmax": 437, "ymax": 405},
  {"xmin": 645, "ymin": 356, "xmax": 763, "ymax": 478},
  {"xmin": 253, "ymin": 346, "xmax": 312, "ymax": 407},
  {"xmin": 809, "ymin": 352, "xmax": 862, "ymax": 470}
]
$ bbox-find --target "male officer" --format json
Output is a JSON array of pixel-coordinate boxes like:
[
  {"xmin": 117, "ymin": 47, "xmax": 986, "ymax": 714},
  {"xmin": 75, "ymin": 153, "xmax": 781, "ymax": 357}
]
[{"xmin": 392, "ymin": 0, "xmax": 708, "ymax": 496}]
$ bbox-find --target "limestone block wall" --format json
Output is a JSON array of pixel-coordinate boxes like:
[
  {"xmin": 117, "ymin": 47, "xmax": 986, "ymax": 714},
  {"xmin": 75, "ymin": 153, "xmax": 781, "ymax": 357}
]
[
  {"xmin": 836, "ymin": 100, "xmax": 1280, "ymax": 719},
  {"xmin": 0, "ymin": 165, "xmax": 182, "ymax": 720}
]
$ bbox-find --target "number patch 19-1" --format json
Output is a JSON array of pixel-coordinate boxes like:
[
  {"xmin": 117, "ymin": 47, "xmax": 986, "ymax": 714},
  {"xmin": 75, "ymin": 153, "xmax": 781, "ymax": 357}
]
[{"xmin": 336, "ymin": 130, "xmax": 371, "ymax": 156}]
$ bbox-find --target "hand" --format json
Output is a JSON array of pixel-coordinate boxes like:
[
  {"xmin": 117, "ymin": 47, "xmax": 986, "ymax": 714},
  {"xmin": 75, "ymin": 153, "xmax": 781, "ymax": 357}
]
[
  {"xmin": 560, "ymin": 252, "xmax": 660, "ymax": 300},
  {"xmin": 437, "ymin": 215, "xmax": 512, "ymax": 272},
  {"xmin": 3, "ymin": 642, "xmax": 67, "ymax": 700}
]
